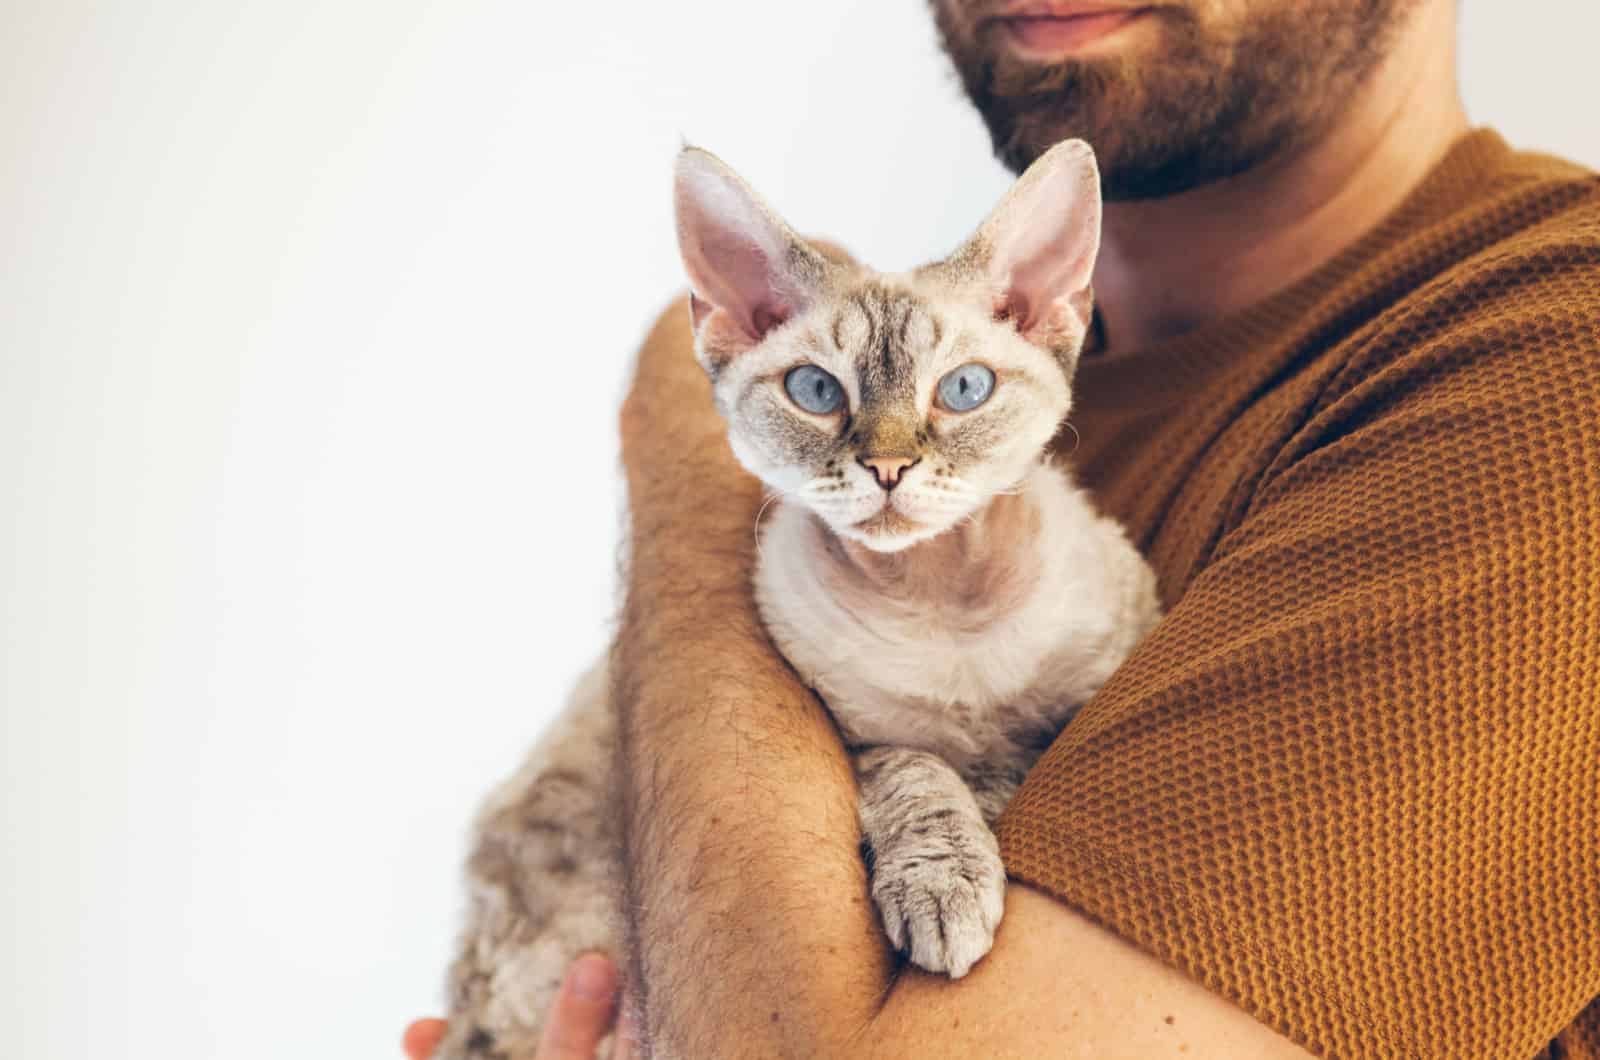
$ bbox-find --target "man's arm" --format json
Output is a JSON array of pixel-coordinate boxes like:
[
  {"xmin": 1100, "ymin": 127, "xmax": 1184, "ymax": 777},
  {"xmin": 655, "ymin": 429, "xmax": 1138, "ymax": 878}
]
[
  {"xmin": 867, "ymin": 886, "xmax": 1312, "ymax": 1060},
  {"xmin": 613, "ymin": 299, "xmax": 1310, "ymax": 1058},
  {"xmin": 613, "ymin": 296, "xmax": 896, "ymax": 1054}
]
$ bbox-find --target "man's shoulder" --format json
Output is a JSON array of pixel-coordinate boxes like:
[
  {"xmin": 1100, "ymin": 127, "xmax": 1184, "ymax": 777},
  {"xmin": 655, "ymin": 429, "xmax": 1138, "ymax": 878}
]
[
  {"xmin": 1360, "ymin": 146, "xmax": 1600, "ymax": 371},
  {"xmin": 1470, "ymin": 144, "xmax": 1600, "ymax": 273},
  {"xmin": 1270, "ymin": 134, "xmax": 1599, "ymax": 395},
  {"xmin": 1310, "ymin": 148, "xmax": 1600, "ymax": 442}
]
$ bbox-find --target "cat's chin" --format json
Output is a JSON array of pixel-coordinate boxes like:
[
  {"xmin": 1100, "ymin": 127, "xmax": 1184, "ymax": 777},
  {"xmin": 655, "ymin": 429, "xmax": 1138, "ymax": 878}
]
[{"xmin": 833, "ymin": 510, "xmax": 952, "ymax": 554}]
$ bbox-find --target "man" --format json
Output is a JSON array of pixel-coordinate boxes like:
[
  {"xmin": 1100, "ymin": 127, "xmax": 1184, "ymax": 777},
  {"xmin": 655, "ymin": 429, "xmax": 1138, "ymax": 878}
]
[{"xmin": 410, "ymin": 0, "xmax": 1600, "ymax": 1055}]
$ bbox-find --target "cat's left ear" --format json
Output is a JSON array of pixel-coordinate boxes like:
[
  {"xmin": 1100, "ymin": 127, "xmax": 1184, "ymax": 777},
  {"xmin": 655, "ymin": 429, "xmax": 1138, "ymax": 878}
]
[
  {"xmin": 674, "ymin": 147, "xmax": 834, "ymax": 374},
  {"xmin": 947, "ymin": 138, "xmax": 1102, "ymax": 357}
]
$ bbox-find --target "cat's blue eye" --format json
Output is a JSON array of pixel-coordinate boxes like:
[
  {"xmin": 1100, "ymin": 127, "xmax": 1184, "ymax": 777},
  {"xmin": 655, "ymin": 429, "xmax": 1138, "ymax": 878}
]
[
  {"xmin": 936, "ymin": 363, "xmax": 995, "ymax": 412},
  {"xmin": 784, "ymin": 364, "xmax": 845, "ymax": 415}
]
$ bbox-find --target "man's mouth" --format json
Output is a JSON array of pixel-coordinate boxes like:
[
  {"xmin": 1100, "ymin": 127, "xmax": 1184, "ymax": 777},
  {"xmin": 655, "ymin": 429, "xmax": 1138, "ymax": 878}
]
[{"xmin": 985, "ymin": 4, "xmax": 1151, "ymax": 55}]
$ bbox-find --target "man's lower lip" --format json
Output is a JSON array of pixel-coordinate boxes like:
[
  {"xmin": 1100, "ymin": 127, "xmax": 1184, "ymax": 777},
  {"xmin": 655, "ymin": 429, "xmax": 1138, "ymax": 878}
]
[{"xmin": 994, "ymin": 10, "xmax": 1145, "ymax": 54}]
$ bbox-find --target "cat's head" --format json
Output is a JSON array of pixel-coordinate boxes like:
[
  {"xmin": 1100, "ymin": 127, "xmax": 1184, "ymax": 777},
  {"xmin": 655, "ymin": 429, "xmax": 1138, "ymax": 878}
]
[{"xmin": 673, "ymin": 139, "xmax": 1101, "ymax": 553}]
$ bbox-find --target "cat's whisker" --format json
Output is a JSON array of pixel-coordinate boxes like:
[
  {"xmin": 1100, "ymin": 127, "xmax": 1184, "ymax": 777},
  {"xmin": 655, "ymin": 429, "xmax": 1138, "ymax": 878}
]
[
  {"xmin": 1060, "ymin": 420, "xmax": 1082, "ymax": 456},
  {"xmin": 752, "ymin": 489, "xmax": 792, "ymax": 562}
]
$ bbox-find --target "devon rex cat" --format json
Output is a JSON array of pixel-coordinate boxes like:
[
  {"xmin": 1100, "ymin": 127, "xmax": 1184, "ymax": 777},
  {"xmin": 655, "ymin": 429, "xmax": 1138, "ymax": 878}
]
[{"xmin": 436, "ymin": 138, "xmax": 1160, "ymax": 1058}]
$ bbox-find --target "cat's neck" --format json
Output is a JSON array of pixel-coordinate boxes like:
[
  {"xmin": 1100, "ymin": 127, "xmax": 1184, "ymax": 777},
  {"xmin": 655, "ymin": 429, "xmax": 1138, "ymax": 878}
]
[{"xmin": 809, "ymin": 466, "xmax": 1050, "ymax": 620}]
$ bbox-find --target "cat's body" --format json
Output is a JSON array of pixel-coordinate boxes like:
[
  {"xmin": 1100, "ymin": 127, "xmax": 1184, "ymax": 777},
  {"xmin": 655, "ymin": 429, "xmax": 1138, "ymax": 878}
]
[{"xmin": 436, "ymin": 141, "xmax": 1161, "ymax": 1059}]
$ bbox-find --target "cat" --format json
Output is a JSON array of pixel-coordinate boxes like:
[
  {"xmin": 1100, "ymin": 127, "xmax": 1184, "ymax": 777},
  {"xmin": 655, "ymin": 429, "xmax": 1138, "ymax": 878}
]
[{"xmin": 434, "ymin": 138, "xmax": 1161, "ymax": 1059}]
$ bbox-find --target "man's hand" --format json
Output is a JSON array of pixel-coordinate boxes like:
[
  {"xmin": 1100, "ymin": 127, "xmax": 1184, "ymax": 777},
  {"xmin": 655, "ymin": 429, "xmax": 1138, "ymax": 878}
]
[{"xmin": 401, "ymin": 954, "xmax": 637, "ymax": 1060}]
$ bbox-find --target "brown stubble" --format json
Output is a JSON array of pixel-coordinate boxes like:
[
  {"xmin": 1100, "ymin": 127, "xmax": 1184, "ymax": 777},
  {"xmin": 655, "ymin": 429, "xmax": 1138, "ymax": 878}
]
[{"xmin": 928, "ymin": 0, "xmax": 1420, "ymax": 196}]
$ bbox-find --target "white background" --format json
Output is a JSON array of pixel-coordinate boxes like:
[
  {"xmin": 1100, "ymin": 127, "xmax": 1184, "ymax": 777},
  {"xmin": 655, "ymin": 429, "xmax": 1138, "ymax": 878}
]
[{"xmin": 3, "ymin": 3, "xmax": 1596, "ymax": 1057}]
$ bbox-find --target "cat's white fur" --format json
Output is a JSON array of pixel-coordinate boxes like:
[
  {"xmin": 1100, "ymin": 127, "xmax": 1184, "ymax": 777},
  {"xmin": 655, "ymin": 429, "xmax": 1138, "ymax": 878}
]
[{"xmin": 757, "ymin": 460, "xmax": 1156, "ymax": 767}]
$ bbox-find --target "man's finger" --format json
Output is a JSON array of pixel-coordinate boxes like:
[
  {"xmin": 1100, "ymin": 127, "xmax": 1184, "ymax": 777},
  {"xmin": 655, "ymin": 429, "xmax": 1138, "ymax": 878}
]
[
  {"xmin": 536, "ymin": 953, "xmax": 622, "ymax": 1059},
  {"xmin": 402, "ymin": 1018, "xmax": 448, "ymax": 1060}
]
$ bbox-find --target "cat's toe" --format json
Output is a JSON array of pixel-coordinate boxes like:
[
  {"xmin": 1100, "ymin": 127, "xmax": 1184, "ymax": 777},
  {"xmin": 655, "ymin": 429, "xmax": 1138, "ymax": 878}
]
[{"xmin": 872, "ymin": 845, "xmax": 1006, "ymax": 979}]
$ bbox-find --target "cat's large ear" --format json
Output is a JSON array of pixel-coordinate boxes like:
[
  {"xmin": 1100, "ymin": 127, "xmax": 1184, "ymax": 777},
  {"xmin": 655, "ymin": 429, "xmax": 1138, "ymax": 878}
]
[
  {"xmin": 943, "ymin": 138, "xmax": 1102, "ymax": 357},
  {"xmin": 674, "ymin": 147, "xmax": 834, "ymax": 373}
]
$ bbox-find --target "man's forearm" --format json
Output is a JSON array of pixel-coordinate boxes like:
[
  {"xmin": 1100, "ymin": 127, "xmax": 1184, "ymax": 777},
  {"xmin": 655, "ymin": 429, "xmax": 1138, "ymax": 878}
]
[
  {"xmin": 614, "ymin": 302, "xmax": 896, "ymax": 1057},
  {"xmin": 613, "ymin": 599, "xmax": 893, "ymax": 1057}
]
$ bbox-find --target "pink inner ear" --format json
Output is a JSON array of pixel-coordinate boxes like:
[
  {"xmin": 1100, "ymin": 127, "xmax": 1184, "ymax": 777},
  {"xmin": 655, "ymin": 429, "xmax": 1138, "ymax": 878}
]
[
  {"xmin": 679, "ymin": 228, "xmax": 783, "ymax": 342},
  {"xmin": 975, "ymin": 139, "xmax": 1103, "ymax": 345},
  {"xmin": 675, "ymin": 153, "xmax": 812, "ymax": 351},
  {"xmin": 689, "ymin": 289, "xmax": 781, "ymax": 335},
  {"xmin": 1012, "ymin": 253, "xmax": 1078, "ymax": 335},
  {"xmin": 689, "ymin": 291, "xmax": 714, "ymax": 331},
  {"xmin": 751, "ymin": 304, "xmax": 789, "ymax": 335},
  {"xmin": 991, "ymin": 292, "xmax": 1020, "ymax": 325},
  {"xmin": 989, "ymin": 207, "xmax": 1098, "ymax": 340},
  {"xmin": 992, "ymin": 284, "xmax": 1061, "ymax": 340}
]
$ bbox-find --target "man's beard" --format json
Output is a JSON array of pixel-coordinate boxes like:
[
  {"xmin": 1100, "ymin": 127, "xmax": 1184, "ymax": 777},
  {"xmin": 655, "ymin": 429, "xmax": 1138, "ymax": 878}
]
[{"xmin": 931, "ymin": 1, "xmax": 1418, "ymax": 199}]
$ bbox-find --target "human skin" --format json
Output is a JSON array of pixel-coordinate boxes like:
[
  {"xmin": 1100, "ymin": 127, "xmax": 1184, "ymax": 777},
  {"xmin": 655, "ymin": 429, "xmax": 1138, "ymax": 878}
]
[
  {"xmin": 410, "ymin": 0, "xmax": 1470, "ymax": 1054},
  {"xmin": 404, "ymin": 955, "xmax": 636, "ymax": 1060},
  {"xmin": 1088, "ymin": 0, "xmax": 1468, "ymax": 352}
]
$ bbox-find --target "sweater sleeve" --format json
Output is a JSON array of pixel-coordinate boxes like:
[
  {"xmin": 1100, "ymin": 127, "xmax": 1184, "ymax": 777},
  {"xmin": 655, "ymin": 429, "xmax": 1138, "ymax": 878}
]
[{"xmin": 995, "ymin": 261, "xmax": 1600, "ymax": 1059}]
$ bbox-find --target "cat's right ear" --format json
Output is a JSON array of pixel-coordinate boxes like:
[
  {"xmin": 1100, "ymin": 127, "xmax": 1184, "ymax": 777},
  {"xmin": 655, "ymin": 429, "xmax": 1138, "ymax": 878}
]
[
  {"xmin": 674, "ymin": 148, "xmax": 832, "ymax": 373},
  {"xmin": 935, "ymin": 138, "xmax": 1102, "ymax": 363}
]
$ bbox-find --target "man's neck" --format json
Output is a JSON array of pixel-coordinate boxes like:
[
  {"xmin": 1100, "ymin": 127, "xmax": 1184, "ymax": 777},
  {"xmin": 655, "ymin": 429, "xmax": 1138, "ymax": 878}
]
[{"xmin": 1091, "ymin": 1, "xmax": 1470, "ymax": 355}]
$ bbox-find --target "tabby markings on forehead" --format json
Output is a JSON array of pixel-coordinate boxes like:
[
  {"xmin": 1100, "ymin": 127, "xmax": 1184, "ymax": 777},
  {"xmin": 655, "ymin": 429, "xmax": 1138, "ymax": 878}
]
[
  {"xmin": 830, "ymin": 284, "xmax": 946, "ymax": 405},
  {"xmin": 796, "ymin": 329, "xmax": 825, "ymax": 360},
  {"xmin": 829, "ymin": 297, "xmax": 869, "ymax": 355}
]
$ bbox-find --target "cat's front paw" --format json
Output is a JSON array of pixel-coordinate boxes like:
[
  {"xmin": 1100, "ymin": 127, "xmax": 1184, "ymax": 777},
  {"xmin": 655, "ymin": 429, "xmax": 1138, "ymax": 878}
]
[{"xmin": 870, "ymin": 825, "xmax": 1006, "ymax": 979}]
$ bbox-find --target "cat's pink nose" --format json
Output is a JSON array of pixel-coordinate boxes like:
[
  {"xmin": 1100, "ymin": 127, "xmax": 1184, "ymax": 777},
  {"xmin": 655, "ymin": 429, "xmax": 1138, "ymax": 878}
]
[{"xmin": 859, "ymin": 455, "xmax": 920, "ymax": 490}]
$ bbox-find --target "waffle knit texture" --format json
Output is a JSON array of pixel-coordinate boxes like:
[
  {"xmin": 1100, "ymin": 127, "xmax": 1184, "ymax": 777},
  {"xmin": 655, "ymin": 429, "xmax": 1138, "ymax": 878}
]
[{"xmin": 994, "ymin": 129, "xmax": 1600, "ymax": 1059}]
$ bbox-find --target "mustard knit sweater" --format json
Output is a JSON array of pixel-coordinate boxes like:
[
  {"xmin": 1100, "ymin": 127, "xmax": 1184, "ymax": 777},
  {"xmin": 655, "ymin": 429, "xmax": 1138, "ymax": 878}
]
[{"xmin": 996, "ymin": 129, "xmax": 1600, "ymax": 1059}]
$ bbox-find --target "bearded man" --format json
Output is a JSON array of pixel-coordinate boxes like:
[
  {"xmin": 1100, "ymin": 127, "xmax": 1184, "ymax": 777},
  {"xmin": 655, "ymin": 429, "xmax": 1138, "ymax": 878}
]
[{"xmin": 409, "ymin": 1, "xmax": 1600, "ymax": 1056}]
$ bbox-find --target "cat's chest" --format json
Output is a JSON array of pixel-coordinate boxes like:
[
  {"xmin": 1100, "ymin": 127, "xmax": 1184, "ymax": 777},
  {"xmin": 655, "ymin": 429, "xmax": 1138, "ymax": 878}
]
[
  {"xmin": 752, "ymin": 466, "xmax": 1152, "ymax": 767},
  {"xmin": 778, "ymin": 598, "xmax": 1068, "ymax": 764}
]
